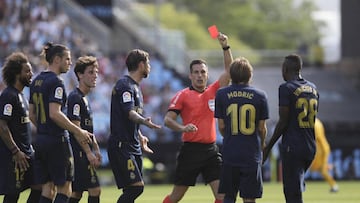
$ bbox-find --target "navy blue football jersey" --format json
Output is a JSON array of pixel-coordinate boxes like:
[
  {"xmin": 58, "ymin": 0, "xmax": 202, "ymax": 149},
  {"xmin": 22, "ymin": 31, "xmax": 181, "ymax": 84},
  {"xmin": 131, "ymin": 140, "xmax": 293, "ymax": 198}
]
[
  {"xmin": 67, "ymin": 88, "xmax": 93, "ymax": 151},
  {"xmin": 108, "ymin": 75, "xmax": 144, "ymax": 155},
  {"xmin": 279, "ymin": 78, "xmax": 319, "ymax": 158},
  {"xmin": 29, "ymin": 71, "xmax": 68, "ymax": 137},
  {"xmin": 0, "ymin": 86, "xmax": 32, "ymax": 155},
  {"xmin": 215, "ymin": 84, "xmax": 269, "ymax": 167}
]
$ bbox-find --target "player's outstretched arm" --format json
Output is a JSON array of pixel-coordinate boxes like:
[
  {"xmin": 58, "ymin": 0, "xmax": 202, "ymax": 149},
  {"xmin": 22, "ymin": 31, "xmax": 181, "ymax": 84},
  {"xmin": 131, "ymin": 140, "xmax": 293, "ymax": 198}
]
[
  {"xmin": 49, "ymin": 103, "xmax": 92, "ymax": 144},
  {"xmin": 129, "ymin": 110, "xmax": 161, "ymax": 129},
  {"xmin": 142, "ymin": 117, "xmax": 162, "ymax": 129}
]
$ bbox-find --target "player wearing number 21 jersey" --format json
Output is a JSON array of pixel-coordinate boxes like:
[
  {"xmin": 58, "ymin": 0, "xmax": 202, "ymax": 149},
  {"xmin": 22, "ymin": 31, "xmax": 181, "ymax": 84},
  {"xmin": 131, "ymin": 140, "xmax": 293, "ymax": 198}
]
[
  {"xmin": 29, "ymin": 43, "xmax": 92, "ymax": 202},
  {"xmin": 263, "ymin": 54, "xmax": 319, "ymax": 203}
]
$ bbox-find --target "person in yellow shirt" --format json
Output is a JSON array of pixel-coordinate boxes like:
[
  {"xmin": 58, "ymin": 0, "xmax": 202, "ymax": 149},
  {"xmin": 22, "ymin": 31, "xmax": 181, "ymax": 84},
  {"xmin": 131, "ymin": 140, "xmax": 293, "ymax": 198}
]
[{"xmin": 309, "ymin": 118, "xmax": 339, "ymax": 192}]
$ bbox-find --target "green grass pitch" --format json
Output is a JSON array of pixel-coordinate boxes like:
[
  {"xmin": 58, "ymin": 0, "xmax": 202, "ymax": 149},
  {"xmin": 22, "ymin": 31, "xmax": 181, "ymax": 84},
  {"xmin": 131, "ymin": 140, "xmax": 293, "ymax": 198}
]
[{"xmin": 2, "ymin": 181, "xmax": 360, "ymax": 202}]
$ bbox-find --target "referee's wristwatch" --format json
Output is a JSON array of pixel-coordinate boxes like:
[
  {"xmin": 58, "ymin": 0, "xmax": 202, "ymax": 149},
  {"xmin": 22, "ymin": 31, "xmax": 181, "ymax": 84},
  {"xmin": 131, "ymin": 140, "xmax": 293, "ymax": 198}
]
[{"xmin": 222, "ymin": 46, "xmax": 230, "ymax": 51}]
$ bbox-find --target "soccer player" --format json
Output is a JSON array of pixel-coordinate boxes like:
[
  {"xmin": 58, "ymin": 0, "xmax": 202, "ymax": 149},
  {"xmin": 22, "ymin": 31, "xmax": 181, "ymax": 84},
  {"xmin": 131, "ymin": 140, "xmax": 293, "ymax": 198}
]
[
  {"xmin": 29, "ymin": 42, "xmax": 93, "ymax": 203},
  {"xmin": 215, "ymin": 57, "xmax": 269, "ymax": 203},
  {"xmin": 309, "ymin": 118, "xmax": 338, "ymax": 193},
  {"xmin": 162, "ymin": 33, "xmax": 232, "ymax": 203},
  {"xmin": 263, "ymin": 54, "xmax": 319, "ymax": 203},
  {"xmin": 67, "ymin": 56, "xmax": 102, "ymax": 203},
  {"xmin": 107, "ymin": 49, "xmax": 162, "ymax": 203},
  {"xmin": 0, "ymin": 52, "xmax": 41, "ymax": 203}
]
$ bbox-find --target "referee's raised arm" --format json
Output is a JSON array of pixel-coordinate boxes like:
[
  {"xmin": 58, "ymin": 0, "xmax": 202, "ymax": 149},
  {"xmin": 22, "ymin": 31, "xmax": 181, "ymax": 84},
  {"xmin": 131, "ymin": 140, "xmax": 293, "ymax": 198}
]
[{"xmin": 217, "ymin": 33, "xmax": 233, "ymax": 87}]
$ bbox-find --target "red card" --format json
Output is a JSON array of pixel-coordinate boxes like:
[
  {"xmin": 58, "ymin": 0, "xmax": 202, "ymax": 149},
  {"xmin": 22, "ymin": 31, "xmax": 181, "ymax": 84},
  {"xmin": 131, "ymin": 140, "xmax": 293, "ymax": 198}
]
[{"xmin": 208, "ymin": 25, "xmax": 219, "ymax": 39}]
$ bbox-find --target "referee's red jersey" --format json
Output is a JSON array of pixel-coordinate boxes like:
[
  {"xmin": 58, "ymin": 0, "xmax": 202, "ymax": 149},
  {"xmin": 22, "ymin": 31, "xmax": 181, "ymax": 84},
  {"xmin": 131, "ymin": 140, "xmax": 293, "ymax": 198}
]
[{"xmin": 168, "ymin": 80, "xmax": 220, "ymax": 144}]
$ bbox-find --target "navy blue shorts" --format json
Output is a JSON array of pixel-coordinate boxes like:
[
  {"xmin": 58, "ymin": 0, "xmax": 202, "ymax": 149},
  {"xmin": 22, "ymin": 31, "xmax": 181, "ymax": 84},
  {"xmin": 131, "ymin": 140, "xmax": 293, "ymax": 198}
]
[
  {"xmin": 218, "ymin": 163, "xmax": 263, "ymax": 199},
  {"xmin": 174, "ymin": 142, "xmax": 222, "ymax": 186},
  {"xmin": 34, "ymin": 135, "xmax": 74, "ymax": 186},
  {"xmin": 0, "ymin": 150, "xmax": 35, "ymax": 195},
  {"xmin": 72, "ymin": 149, "xmax": 100, "ymax": 192},
  {"xmin": 107, "ymin": 143, "xmax": 143, "ymax": 189}
]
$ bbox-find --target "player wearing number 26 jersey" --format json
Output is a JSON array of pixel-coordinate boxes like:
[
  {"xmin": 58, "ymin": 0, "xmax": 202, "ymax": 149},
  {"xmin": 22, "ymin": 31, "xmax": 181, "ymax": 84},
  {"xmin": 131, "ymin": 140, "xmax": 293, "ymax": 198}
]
[
  {"xmin": 263, "ymin": 54, "xmax": 319, "ymax": 203},
  {"xmin": 278, "ymin": 78, "xmax": 318, "ymax": 158},
  {"xmin": 215, "ymin": 57, "xmax": 268, "ymax": 203}
]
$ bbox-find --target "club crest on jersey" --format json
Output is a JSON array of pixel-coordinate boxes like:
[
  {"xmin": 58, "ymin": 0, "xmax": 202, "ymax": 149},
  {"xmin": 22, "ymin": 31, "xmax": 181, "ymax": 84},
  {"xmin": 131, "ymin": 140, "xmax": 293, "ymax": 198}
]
[
  {"xmin": 55, "ymin": 87, "xmax": 63, "ymax": 99},
  {"xmin": 130, "ymin": 172, "xmax": 136, "ymax": 179},
  {"xmin": 208, "ymin": 99, "xmax": 215, "ymax": 111},
  {"xmin": 3, "ymin": 104, "xmax": 12, "ymax": 116},
  {"xmin": 73, "ymin": 104, "xmax": 80, "ymax": 116},
  {"xmin": 122, "ymin": 91, "xmax": 131, "ymax": 103}
]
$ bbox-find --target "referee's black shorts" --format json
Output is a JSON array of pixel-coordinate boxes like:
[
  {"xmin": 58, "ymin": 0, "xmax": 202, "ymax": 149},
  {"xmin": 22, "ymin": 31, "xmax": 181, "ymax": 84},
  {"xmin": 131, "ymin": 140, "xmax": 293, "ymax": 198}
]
[{"xmin": 174, "ymin": 142, "xmax": 222, "ymax": 186}]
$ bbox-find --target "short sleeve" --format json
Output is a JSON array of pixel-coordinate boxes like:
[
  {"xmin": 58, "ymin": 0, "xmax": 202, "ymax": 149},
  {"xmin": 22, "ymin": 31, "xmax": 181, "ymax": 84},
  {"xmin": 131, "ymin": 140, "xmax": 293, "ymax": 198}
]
[
  {"xmin": 168, "ymin": 90, "xmax": 184, "ymax": 112},
  {"xmin": 49, "ymin": 78, "xmax": 66, "ymax": 104},
  {"xmin": 0, "ymin": 92, "xmax": 15, "ymax": 121},
  {"xmin": 67, "ymin": 93, "xmax": 82, "ymax": 121},
  {"xmin": 116, "ymin": 83, "xmax": 134, "ymax": 113},
  {"xmin": 279, "ymin": 84, "xmax": 290, "ymax": 107}
]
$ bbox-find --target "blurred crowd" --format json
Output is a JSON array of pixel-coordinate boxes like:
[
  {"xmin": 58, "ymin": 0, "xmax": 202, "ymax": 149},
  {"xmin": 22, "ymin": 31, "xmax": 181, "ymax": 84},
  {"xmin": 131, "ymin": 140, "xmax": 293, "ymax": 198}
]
[{"xmin": 0, "ymin": 0, "xmax": 185, "ymax": 145}]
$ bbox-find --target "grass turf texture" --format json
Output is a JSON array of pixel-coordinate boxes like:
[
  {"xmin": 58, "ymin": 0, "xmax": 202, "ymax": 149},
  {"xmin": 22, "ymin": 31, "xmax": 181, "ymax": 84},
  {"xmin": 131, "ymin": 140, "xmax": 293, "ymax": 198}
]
[{"xmin": 2, "ymin": 181, "xmax": 359, "ymax": 202}]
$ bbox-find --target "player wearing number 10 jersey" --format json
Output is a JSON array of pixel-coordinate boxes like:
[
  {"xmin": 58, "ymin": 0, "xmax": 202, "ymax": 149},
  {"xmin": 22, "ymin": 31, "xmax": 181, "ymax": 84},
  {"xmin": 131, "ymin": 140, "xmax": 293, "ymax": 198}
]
[
  {"xmin": 263, "ymin": 54, "xmax": 319, "ymax": 203},
  {"xmin": 215, "ymin": 57, "xmax": 269, "ymax": 203}
]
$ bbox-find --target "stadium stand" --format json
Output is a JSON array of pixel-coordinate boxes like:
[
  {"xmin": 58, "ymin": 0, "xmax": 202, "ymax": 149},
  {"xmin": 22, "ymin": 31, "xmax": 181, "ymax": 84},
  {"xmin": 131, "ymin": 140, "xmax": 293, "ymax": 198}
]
[{"xmin": 0, "ymin": 0, "xmax": 186, "ymax": 146}]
